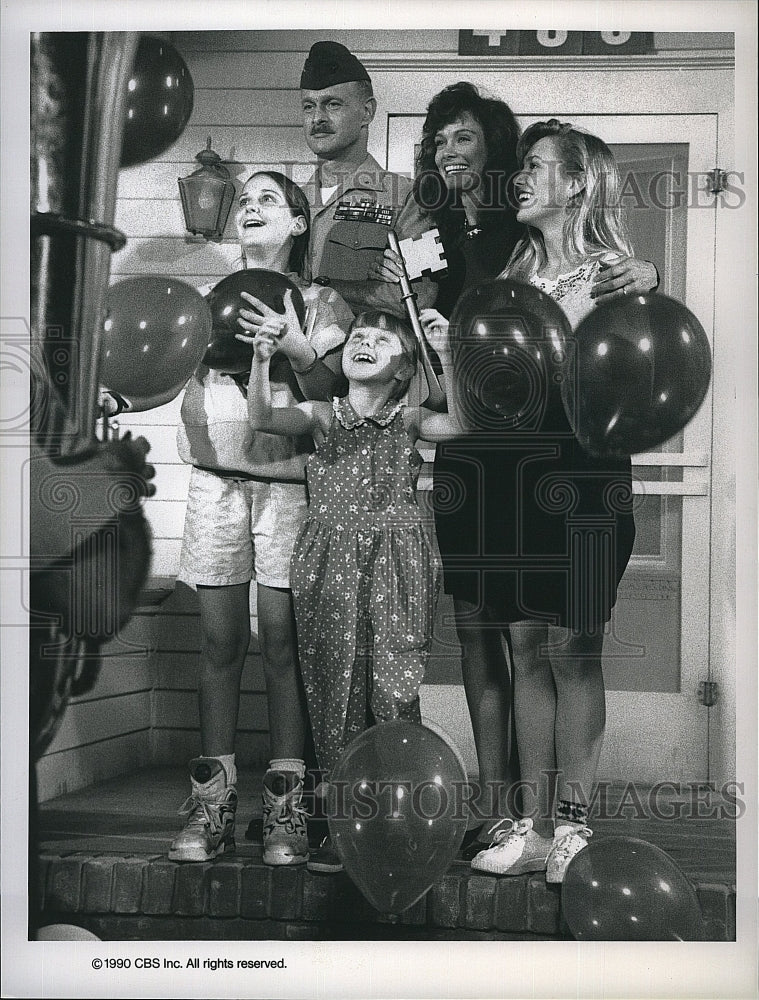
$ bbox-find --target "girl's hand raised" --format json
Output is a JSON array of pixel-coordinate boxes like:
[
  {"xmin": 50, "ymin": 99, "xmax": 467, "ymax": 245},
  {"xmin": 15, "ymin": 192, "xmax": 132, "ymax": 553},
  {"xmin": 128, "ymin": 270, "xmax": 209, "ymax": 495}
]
[
  {"xmin": 237, "ymin": 288, "xmax": 317, "ymax": 370},
  {"xmin": 419, "ymin": 308, "xmax": 452, "ymax": 359},
  {"xmin": 253, "ymin": 335, "xmax": 277, "ymax": 362},
  {"xmin": 237, "ymin": 288, "xmax": 303, "ymax": 352}
]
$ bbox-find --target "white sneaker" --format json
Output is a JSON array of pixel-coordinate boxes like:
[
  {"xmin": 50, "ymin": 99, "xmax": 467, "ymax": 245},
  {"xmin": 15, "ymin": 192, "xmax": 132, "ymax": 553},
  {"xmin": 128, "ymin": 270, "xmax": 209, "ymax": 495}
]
[
  {"xmin": 471, "ymin": 818, "xmax": 552, "ymax": 876},
  {"xmin": 546, "ymin": 824, "xmax": 592, "ymax": 883}
]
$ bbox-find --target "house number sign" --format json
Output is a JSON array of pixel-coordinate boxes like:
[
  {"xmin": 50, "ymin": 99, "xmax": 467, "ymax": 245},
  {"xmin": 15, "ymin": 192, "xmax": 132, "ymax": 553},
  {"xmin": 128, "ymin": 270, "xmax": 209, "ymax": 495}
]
[{"xmin": 458, "ymin": 31, "xmax": 655, "ymax": 56}]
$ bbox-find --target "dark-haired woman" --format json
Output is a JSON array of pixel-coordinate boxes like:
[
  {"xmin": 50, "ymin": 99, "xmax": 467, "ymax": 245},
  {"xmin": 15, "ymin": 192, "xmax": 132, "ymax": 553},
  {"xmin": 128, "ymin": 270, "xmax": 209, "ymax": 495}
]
[
  {"xmin": 373, "ymin": 83, "xmax": 657, "ymax": 852},
  {"xmin": 172, "ymin": 171, "xmax": 353, "ymax": 867}
]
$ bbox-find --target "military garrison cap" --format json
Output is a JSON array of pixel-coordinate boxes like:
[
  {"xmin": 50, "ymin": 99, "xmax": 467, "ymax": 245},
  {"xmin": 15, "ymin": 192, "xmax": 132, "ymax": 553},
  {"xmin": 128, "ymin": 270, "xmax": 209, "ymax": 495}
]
[{"xmin": 300, "ymin": 41, "xmax": 372, "ymax": 91}]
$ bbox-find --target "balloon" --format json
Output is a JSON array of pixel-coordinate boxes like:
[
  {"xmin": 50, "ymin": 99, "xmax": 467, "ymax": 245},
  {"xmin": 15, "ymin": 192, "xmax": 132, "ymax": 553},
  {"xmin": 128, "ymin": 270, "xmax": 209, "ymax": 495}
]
[
  {"xmin": 562, "ymin": 836, "xmax": 706, "ymax": 941},
  {"xmin": 449, "ymin": 279, "xmax": 572, "ymax": 433},
  {"xmin": 563, "ymin": 293, "xmax": 712, "ymax": 457},
  {"xmin": 121, "ymin": 36, "xmax": 194, "ymax": 168},
  {"xmin": 37, "ymin": 924, "xmax": 101, "ymax": 941},
  {"xmin": 203, "ymin": 269, "xmax": 306, "ymax": 374},
  {"xmin": 328, "ymin": 720, "xmax": 468, "ymax": 914},
  {"xmin": 101, "ymin": 276, "xmax": 212, "ymax": 410}
]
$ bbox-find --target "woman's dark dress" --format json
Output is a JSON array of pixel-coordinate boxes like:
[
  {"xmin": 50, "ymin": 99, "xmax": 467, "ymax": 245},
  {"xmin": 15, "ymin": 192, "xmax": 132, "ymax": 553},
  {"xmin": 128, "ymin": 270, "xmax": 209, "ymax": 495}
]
[{"xmin": 433, "ymin": 232, "xmax": 635, "ymax": 631}]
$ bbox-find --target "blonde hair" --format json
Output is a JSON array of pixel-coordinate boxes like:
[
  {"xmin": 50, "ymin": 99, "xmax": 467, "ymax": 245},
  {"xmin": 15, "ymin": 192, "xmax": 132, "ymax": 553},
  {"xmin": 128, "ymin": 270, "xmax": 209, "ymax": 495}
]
[{"xmin": 506, "ymin": 119, "xmax": 633, "ymax": 280}]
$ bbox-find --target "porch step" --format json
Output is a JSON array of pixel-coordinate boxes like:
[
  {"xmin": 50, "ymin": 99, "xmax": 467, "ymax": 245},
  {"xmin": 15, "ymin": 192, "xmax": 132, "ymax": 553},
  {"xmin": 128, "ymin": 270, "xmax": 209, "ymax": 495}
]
[
  {"xmin": 34, "ymin": 768, "xmax": 737, "ymax": 941},
  {"xmin": 36, "ymin": 849, "xmax": 735, "ymax": 941},
  {"xmin": 37, "ymin": 852, "xmax": 570, "ymax": 939}
]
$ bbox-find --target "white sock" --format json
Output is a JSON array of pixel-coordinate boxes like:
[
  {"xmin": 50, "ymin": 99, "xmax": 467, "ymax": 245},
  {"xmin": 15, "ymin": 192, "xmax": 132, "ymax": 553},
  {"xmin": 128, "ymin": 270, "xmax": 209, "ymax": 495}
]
[
  {"xmin": 211, "ymin": 753, "xmax": 237, "ymax": 787},
  {"xmin": 554, "ymin": 820, "xmax": 588, "ymax": 838},
  {"xmin": 268, "ymin": 758, "xmax": 305, "ymax": 780}
]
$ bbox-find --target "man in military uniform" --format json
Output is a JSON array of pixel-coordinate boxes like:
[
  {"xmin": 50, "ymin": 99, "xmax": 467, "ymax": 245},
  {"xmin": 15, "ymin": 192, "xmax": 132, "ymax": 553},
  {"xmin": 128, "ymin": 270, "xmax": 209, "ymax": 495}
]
[{"xmin": 299, "ymin": 40, "xmax": 436, "ymax": 317}]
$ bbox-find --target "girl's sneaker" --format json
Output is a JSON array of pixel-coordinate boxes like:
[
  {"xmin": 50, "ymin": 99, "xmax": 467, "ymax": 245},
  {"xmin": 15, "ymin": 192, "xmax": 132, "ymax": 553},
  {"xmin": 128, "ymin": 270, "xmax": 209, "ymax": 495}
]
[
  {"xmin": 261, "ymin": 770, "xmax": 309, "ymax": 866},
  {"xmin": 470, "ymin": 818, "xmax": 552, "ymax": 876},
  {"xmin": 168, "ymin": 757, "xmax": 237, "ymax": 862},
  {"xmin": 546, "ymin": 824, "xmax": 593, "ymax": 883}
]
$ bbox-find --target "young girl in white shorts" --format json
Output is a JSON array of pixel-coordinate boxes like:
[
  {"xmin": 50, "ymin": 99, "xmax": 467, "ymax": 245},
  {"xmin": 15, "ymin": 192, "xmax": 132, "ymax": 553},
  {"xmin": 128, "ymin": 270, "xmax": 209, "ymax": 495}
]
[{"xmin": 170, "ymin": 171, "xmax": 353, "ymax": 866}]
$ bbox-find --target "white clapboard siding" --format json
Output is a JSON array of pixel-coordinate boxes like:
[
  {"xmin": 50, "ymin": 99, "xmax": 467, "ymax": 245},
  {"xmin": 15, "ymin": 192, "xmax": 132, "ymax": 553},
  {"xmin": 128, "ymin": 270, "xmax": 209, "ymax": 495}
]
[
  {"xmin": 142, "ymin": 500, "xmax": 186, "ymax": 540},
  {"xmin": 148, "ymin": 125, "xmax": 310, "ymax": 163},
  {"xmin": 37, "ymin": 731, "xmax": 152, "ymax": 802},
  {"xmin": 153, "ymin": 689, "xmax": 269, "ymax": 731},
  {"xmin": 112, "ymin": 237, "xmax": 240, "ymax": 275},
  {"xmin": 65, "ymin": 654, "xmax": 153, "ymax": 702},
  {"xmin": 150, "ymin": 538, "xmax": 182, "ymax": 577},
  {"xmin": 167, "ymin": 30, "xmax": 458, "ymax": 53},
  {"xmin": 183, "ymin": 51, "xmax": 310, "ymax": 89},
  {"xmin": 115, "ymin": 199, "xmax": 189, "ymax": 237},
  {"xmin": 131, "ymin": 424, "xmax": 183, "ymax": 463},
  {"xmin": 115, "ymin": 198, "xmax": 238, "ymax": 242},
  {"xmin": 155, "ymin": 650, "xmax": 266, "ymax": 693},
  {"xmin": 44, "ymin": 691, "xmax": 152, "ymax": 755},
  {"xmin": 37, "ymin": 605, "xmax": 166, "ymax": 801},
  {"xmin": 191, "ymin": 89, "xmax": 302, "ymax": 126},
  {"xmin": 118, "ymin": 161, "xmax": 316, "ymax": 200},
  {"xmin": 113, "ymin": 395, "xmax": 184, "ymax": 425},
  {"xmin": 152, "ymin": 729, "xmax": 271, "ymax": 769},
  {"xmin": 147, "ymin": 464, "xmax": 192, "ymax": 503},
  {"xmin": 167, "ymin": 29, "xmax": 727, "ymax": 53}
]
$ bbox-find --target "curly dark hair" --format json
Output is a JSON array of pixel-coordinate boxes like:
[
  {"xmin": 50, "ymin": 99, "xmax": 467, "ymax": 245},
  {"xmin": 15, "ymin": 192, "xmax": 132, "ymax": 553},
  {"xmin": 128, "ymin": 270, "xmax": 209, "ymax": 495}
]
[{"xmin": 413, "ymin": 82, "xmax": 521, "ymax": 239}]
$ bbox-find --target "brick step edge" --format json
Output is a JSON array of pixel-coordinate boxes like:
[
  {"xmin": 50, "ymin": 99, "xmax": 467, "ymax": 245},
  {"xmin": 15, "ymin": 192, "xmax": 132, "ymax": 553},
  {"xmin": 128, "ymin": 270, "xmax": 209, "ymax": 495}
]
[{"xmin": 37, "ymin": 855, "xmax": 735, "ymax": 940}]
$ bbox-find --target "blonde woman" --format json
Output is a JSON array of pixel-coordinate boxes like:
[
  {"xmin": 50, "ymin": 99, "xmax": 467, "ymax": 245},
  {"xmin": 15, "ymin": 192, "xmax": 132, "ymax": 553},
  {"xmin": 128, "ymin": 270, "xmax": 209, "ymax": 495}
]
[{"xmin": 422, "ymin": 120, "xmax": 638, "ymax": 880}]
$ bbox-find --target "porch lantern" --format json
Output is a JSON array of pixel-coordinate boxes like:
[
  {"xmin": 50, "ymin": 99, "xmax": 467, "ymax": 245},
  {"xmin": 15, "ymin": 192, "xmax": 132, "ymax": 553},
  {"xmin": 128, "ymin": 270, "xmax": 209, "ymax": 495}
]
[{"xmin": 178, "ymin": 136, "xmax": 235, "ymax": 241}]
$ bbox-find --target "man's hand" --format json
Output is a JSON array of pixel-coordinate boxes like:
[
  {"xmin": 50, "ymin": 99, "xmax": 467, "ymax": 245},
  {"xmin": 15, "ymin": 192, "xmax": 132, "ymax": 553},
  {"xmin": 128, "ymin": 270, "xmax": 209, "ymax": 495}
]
[{"xmin": 368, "ymin": 247, "xmax": 404, "ymax": 283}]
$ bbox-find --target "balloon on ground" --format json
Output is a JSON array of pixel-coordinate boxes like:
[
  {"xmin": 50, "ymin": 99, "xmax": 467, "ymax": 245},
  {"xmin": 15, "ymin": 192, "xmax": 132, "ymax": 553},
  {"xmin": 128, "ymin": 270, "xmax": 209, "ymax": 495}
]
[
  {"xmin": 101, "ymin": 276, "xmax": 212, "ymax": 411},
  {"xmin": 562, "ymin": 835, "xmax": 706, "ymax": 940},
  {"xmin": 449, "ymin": 279, "xmax": 571, "ymax": 433},
  {"xmin": 563, "ymin": 293, "xmax": 712, "ymax": 457},
  {"xmin": 203, "ymin": 269, "xmax": 306, "ymax": 373},
  {"xmin": 329, "ymin": 720, "xmax": 468, "ymax": 914},
  {"xmin": 121, "ymin": 35, "xmax": 194, "ymax": 168}
]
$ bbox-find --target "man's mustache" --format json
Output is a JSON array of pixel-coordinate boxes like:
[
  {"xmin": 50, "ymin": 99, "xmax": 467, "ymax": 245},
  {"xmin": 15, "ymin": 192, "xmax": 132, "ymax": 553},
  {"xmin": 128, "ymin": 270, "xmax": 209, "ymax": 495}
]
[{"xmin": 310, "ymin": 127, "xmax": 335, "ymax": 135}]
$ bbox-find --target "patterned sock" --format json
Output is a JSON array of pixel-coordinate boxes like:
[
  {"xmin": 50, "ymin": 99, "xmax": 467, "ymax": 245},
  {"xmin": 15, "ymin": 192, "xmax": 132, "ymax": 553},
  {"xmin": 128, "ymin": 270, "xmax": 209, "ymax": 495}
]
[
  {"xmin": 555, "ymin": 799, "xmax": 589, "ymax": 831},
  {"xmin": 268, "ymin": 758, "xmax": 306, "ymax": 780}
]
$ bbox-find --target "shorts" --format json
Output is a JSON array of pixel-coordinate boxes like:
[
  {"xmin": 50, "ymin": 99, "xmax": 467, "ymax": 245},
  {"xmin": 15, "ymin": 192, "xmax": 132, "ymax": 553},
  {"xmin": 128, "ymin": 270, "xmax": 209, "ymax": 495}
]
[{"xmin": 178, "ymin": 466, "xmax": 308, "ymax": 590}]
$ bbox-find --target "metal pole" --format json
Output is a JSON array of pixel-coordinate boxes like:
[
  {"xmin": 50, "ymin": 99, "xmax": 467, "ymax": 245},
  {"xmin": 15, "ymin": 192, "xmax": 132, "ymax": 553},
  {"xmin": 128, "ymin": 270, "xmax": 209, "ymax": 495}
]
[{"xmin": 387, "ymin": 230, "xmax": 447, "ymax": 412}]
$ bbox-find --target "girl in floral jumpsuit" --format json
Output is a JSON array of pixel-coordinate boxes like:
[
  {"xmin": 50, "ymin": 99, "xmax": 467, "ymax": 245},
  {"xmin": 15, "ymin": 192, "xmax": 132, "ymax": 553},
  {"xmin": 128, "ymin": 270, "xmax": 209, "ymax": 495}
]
[{"xmin": 243, "ymin": 310, "xmax": 462, "ymax": 778}]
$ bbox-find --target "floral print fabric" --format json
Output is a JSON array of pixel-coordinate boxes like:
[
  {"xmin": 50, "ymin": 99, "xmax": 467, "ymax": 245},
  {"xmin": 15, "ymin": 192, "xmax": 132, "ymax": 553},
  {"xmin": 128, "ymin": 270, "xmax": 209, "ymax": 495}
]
[{"xmin": 291, "ymin": 396, "xmax": 441, "ymax": 773}]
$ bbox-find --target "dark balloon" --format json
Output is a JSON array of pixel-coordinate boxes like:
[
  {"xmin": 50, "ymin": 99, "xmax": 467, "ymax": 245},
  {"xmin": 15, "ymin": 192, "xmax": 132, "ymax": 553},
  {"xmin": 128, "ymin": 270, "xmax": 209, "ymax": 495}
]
[
  {"xmin": 329, "ymin": 721, "xmax": 468, "ymax": 914},
  {"xmin": 449, "ymin": 279, "xmax": 572, "ymax": 432},
  {"xmin": 203, "ymin": 269, "xmax": 306, "ymax": 373},
  {"xmin": 101, "ymin": 276, "xmax": 212, "ymax": 411},
  {"xmin": 562, "ymin": 836, "xmax": 706, "ymax": 941},
  {"xmin": 121, "ymin": 36, "xmax": 194, "ymax": 168},
  {"xmin": 563, "ymin": 294, "xmax": 712, "ymax": 457}
]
